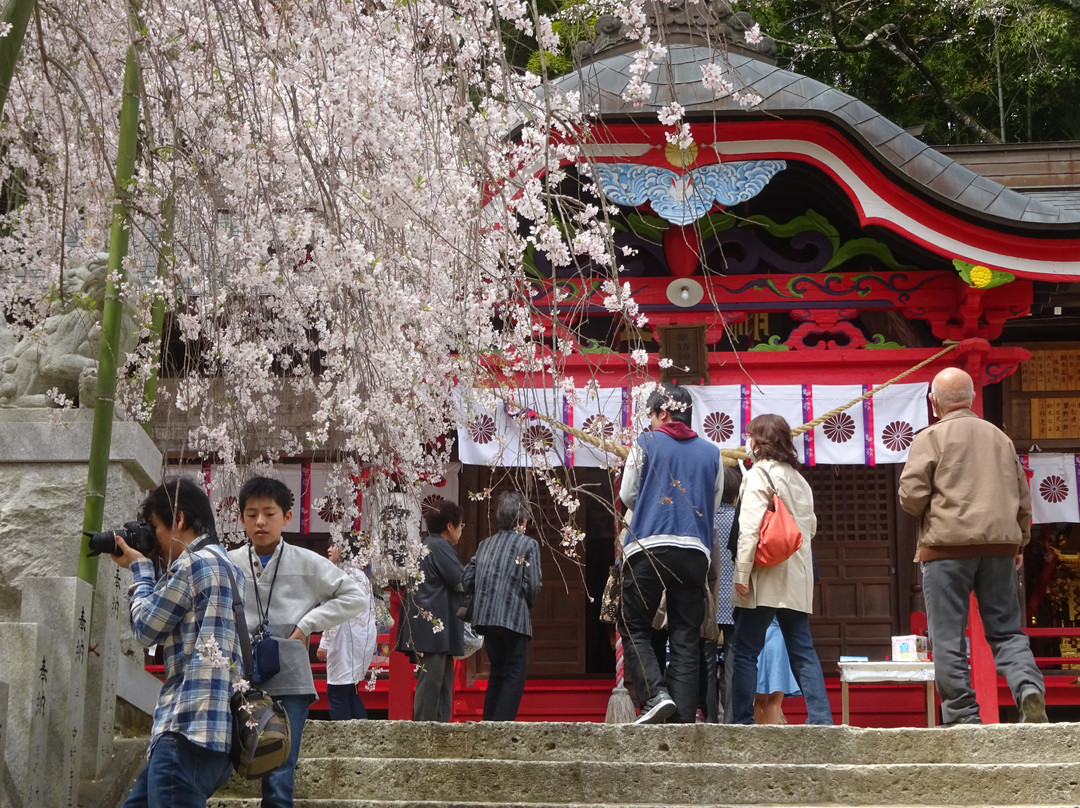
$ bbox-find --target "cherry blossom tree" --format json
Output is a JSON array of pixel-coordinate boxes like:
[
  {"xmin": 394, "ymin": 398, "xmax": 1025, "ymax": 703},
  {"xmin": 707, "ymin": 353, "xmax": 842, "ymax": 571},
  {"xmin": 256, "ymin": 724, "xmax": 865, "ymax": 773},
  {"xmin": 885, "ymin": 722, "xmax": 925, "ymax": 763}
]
[{"xmin": 1, "ymin": 0, "xmax": 712, "ymax": 575}]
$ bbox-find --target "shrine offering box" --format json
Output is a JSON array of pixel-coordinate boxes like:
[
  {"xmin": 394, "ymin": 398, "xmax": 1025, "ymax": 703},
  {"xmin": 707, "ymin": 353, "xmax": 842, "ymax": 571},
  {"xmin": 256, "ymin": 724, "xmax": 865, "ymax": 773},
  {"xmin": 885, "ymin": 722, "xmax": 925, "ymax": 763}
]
[{"xmin": 891, "ymin": 635, "xmax": 928, "ymax": 662}]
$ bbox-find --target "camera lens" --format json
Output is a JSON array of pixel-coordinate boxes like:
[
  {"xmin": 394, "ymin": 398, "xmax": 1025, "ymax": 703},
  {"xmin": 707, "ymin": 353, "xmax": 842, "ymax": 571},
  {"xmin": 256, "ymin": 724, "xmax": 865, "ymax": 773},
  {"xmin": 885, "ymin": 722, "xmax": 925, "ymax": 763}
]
[{"xmin": 85, "ymin": 530, "xmax": 120, "ymax": 557}]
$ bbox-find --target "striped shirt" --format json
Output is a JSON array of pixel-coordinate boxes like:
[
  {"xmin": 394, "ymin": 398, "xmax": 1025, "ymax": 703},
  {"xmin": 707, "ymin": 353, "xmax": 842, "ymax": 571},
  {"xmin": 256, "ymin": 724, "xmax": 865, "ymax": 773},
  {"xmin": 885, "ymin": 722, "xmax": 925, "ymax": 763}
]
[
  {"xmin": 463, "ymin": 530, "xmax": 542, "ymax": 638},
  {"xmin": 128, "ymin": 539, "xmax": 244, "ymax": 753}
]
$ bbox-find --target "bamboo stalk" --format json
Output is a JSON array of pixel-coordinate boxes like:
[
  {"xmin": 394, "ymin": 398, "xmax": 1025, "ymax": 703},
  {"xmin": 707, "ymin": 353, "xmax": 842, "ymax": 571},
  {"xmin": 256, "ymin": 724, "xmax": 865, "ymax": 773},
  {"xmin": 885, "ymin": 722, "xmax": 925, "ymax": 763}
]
[
  {"xmin": 76, "ymin": 29, "xmax": 143, "ymax": 586},
  {"xmin": 0, "ymin": 0, "xmax": 36, "ymax": 119}
]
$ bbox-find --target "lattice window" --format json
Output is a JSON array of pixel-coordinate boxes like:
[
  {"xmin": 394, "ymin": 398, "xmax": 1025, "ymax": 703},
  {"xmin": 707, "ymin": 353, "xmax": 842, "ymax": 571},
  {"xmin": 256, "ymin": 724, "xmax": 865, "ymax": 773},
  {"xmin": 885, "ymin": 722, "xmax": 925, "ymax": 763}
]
[{"xmin": 805, "ymin": 465, "xmax": 895, "ymax": 542}]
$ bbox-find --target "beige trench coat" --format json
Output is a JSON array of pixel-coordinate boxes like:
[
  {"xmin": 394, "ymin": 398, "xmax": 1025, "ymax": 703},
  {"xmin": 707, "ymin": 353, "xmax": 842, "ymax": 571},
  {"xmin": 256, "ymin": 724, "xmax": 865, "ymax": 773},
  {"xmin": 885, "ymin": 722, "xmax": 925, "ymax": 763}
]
[{"xmin": 732, "ymin": 459, "xmax": 817, "ymax": 614}]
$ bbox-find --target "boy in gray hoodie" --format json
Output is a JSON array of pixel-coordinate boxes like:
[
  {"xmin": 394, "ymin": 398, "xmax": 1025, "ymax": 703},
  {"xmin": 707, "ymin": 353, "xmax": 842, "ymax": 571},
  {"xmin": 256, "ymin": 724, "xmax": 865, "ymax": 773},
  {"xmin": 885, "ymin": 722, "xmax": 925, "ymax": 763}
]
[{"xmin": 229, "ymin": 477, "xmax": 366, "ymax": 807}]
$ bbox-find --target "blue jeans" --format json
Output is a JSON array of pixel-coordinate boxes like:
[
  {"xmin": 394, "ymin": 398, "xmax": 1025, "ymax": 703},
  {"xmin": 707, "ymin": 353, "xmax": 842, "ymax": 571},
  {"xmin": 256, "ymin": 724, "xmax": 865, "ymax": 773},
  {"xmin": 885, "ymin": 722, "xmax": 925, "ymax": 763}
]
[
  {"xmin": 731, "ymin": 606, "xmax": 833, "ymax": 724},
  {"xmin": 922, "ymin": 556, "xmax": 1044, "ymax": 724},
  {"xmin": 122, "ymin": 732, "xmax": 232, "ymax": 808},
  {"xmin": 620, "ymin": 547, "xmax": 707, "ymax": 723},
  {"xmin": 327, "ymin": 683, "xmax": 368, "ymax": 720},
  {"xmin": 261, "ymin": 695, "xmax": 310, "ymax": 807}
]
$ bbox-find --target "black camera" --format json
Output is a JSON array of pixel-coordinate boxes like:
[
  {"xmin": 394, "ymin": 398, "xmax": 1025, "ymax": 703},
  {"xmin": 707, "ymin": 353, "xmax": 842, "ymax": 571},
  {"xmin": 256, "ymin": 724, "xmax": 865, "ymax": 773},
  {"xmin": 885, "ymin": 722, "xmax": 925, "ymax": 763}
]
[{"xmin": 85, "ymin": 521, "xmax": 157, "ymax": 557}]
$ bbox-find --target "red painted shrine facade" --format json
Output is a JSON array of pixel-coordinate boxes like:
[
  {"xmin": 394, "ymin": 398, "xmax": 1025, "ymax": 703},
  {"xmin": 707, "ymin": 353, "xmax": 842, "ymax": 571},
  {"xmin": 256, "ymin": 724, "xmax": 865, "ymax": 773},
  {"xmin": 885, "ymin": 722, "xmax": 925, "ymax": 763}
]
[{"xmin": 423, "ymin": 2, "xmax": 1080, "ymax": 725}]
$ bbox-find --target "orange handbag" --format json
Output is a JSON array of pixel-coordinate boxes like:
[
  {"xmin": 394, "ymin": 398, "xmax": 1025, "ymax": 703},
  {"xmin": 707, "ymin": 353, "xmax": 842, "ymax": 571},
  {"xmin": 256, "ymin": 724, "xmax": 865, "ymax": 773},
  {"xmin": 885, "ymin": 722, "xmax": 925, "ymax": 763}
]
[{"xmin": 753, "ymin": 467, "xmax": 803, "ymax": 567}]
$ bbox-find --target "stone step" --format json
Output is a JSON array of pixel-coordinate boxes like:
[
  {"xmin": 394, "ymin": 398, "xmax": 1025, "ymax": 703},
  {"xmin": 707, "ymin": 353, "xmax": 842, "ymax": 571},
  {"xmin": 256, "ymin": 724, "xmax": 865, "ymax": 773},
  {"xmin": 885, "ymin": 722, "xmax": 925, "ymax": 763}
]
[
  {"xmin": 205, "ymin": 721, "xmax": 1080, "ymax": 808},
  {"xmin": 213, "ymin": 757, "xmax": 1080, "ymax": 806},
  {"xmin": 209, "ymin": 803, "xmax": 1078, "ymax": 808},
  {"xmin": 294, "ymin": 719, "xmax": 1080, "ymax": 765}
]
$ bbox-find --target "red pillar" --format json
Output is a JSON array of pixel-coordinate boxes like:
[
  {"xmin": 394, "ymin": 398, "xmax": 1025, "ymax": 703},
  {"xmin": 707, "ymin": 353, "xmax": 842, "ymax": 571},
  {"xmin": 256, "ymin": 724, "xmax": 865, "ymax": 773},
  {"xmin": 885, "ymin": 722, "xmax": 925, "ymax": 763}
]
[
  {"xmin": 959, "ymin": 343, "xmax": 1000, "ymax": 723},
  {"xmin": 387, "ymin": 587, "xmax": 414, "ymax": 720}
]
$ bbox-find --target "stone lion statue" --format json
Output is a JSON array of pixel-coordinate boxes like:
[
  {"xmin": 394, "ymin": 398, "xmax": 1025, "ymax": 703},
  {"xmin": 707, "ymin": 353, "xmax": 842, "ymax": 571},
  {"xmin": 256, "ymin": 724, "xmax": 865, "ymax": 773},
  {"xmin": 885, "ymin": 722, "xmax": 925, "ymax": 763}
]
[{"xmin": 0, "ymin": 255, "xmax": 138, "ymax": 408}]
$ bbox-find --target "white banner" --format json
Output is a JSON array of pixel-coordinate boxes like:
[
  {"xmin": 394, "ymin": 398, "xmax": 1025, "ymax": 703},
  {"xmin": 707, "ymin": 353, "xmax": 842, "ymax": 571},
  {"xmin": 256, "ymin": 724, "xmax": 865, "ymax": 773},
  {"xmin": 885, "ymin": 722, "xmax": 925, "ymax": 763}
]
[
  {"xmin": 809, "ymin": 385, "xmax": 867, "ymax": 466},
  {"xmin": 748, "ymin": 384, "xmax": 808, "ymax": 463},
  {"xmin": 1025, "ymin": 453, "xmax": 1080, "ymax": 524},
  {"xmin": 571, "ymin": 387, "xmax": 625, "ymax": 468},
  {"xmin": 687, "ymin": 385, "xmax": 743, "ymax": 450},
  {"xmin": 457, "ymin": 395, "xmax": 504, "ymax": 466},
  {"xmin": 456, "ymin": 388, "xmax": 566, "ymax": 468},
  {"xmin": 869, "ymin": 382, "xmax": 929, "ymax": 464},
  {"xmin": 417, "ymin": 460, "xmax": 462, "ymax": 518}
]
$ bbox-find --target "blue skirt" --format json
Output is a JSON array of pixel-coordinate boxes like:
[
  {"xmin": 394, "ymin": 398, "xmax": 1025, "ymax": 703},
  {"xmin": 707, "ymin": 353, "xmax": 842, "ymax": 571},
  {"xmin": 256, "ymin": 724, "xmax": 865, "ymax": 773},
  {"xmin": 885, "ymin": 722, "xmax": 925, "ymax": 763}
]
[{"xmin": 757, "ymin": 618, "xmax": 801, "ymax": 696}]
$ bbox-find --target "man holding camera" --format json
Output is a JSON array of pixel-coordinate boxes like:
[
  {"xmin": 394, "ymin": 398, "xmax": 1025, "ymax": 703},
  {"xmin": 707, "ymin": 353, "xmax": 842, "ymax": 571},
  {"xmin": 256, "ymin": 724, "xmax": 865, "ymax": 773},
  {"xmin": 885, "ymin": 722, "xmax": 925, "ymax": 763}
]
[{"xmin": 105, "ymin": 477, "xmax": 244, "ymax": 807}]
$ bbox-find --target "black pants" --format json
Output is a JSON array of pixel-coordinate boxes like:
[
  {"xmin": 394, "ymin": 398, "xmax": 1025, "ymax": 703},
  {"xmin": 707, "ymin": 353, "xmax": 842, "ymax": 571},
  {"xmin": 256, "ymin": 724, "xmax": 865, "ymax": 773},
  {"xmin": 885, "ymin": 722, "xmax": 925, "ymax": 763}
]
[
  {"xmin": 482, "ymin": 627, "xmax": 529, "ymax": 721},
  {"xmin": 620, "ymin": 546, "xmax": 707, "ymax": 723}
]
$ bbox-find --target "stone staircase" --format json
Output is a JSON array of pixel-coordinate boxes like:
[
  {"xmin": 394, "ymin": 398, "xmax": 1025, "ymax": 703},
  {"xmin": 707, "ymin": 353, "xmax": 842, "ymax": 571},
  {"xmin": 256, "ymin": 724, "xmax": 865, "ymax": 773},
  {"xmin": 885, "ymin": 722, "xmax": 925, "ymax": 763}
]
[{"xmin": 207, "ymin": 720, "xmax": 1080, "ymax": 808}]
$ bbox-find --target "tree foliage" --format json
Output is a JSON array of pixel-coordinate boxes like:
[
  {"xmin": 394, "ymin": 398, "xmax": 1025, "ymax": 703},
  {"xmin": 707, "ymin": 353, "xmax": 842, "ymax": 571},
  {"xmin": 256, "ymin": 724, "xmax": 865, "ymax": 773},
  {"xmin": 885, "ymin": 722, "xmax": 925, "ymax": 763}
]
[{"xmin": 738, "ymin": 0, "xmax": 1080, "ymax": 143}]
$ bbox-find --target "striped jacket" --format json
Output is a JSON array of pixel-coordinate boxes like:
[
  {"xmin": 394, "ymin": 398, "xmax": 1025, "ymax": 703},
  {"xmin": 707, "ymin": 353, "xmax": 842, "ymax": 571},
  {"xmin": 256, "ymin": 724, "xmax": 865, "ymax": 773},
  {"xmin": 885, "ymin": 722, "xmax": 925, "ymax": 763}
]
[{"xmin": 463, "ymin": 530, "xmax": 542, "ymax": 638}]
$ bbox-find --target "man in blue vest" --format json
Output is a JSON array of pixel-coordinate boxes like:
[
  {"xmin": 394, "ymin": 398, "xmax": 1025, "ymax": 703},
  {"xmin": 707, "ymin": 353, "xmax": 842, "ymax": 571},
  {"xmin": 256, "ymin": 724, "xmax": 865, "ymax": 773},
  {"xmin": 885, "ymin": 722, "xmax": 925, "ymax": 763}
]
[{"xmin": 619, "ymin": 383, "xmax": 723, "ymax": 723}]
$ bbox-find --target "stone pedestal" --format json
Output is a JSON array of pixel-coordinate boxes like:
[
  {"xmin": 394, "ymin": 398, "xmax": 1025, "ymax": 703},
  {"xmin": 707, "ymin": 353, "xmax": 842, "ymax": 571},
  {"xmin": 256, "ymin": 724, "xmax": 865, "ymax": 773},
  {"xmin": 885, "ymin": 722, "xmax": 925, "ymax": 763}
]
[
  {"xmin": 21, "ymin": 579, "xmax": 93, "ymax": 808},
  {"xmin": 0, "ymin": 410, "xmax": 161, "ymax": 786},
  {"xmin": 0, "ymin": 623, "xmax": 57, "ymax": 808},
  {"xmin": 82, "ymin": 561, "xmax": 132, "ymax": 781},
  {"xmin": 0, "ymin": 410, "xmax": 162, "ymax": 622}
]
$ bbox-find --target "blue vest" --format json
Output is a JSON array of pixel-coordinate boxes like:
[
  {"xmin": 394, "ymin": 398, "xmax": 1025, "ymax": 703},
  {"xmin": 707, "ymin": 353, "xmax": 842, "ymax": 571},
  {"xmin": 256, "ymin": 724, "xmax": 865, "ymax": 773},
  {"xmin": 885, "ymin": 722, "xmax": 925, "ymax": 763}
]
[{"xmin": 624, "ymin": 430, "xmax": 720, "ymax": 559}]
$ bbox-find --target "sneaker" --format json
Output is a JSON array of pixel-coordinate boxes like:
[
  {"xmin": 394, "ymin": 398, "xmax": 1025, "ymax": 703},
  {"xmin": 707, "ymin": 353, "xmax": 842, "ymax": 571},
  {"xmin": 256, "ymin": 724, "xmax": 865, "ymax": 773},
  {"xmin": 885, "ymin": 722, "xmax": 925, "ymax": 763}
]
[
  {"xmin": 1019, "ymin": 691, "xmax": 1048, "ymax": 724},
  {"xmin": 634, "ymin": 691, "xmax": 676, "ymax": 725}
]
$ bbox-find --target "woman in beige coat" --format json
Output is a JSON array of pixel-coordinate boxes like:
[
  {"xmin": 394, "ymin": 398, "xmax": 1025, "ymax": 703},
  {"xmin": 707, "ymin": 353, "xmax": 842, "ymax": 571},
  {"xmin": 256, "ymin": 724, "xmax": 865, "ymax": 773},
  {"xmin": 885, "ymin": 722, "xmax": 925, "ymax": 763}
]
[{"xmin": 729, "ymin": 414, "xmax": 833, "ymax": 724}]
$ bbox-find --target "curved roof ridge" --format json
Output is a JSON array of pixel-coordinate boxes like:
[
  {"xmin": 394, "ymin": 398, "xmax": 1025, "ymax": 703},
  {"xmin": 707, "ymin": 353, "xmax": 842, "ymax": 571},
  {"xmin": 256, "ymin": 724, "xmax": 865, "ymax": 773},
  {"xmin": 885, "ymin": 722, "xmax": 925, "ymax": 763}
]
[{"xmin": 545, "ymin": 45, "xmax": 1080, "ymax": 228}]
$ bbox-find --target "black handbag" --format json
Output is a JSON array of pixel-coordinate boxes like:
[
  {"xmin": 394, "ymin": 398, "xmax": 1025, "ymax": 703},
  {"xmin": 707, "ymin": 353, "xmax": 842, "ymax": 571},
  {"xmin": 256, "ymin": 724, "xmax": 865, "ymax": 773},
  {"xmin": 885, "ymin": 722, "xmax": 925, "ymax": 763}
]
[{"xmin": 457, "ymin": 592, "xmax": 474, "ymax": 622}]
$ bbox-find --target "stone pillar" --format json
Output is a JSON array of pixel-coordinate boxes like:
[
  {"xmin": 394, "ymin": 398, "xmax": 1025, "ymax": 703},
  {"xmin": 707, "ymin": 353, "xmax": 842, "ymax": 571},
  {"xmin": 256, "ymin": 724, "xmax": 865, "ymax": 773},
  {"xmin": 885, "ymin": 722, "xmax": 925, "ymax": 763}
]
[
  {"xmin": 0, "ymin": 680, "xmax": 8, "ymax": 808},
  {"xmin": 21, "ymin": 579, "xmax": 93, "ymax": 808},
  {"xmin": 0, "ymin": 623, "xmax": 57, "ymax": 808},
  {"xmin": 82, "ymin": 561, "xmax": 132, "ymax": 780}
]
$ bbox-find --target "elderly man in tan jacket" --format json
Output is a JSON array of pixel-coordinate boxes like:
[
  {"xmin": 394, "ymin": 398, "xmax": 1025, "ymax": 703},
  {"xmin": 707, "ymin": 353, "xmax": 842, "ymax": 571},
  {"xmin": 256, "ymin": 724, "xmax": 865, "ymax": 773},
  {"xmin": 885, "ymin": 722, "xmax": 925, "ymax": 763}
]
[{"xmin": 899, "ymin": 367, "xmax": 1046, "ymax": 726}]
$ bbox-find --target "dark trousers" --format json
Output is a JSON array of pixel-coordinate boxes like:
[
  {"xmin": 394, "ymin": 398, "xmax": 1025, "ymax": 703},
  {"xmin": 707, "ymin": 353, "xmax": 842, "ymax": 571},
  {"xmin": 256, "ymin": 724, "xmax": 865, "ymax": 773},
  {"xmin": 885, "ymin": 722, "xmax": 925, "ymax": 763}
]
[
  {"xmin": 482, "ymin": 627, "xmax": 529, "ymax": 721},
  {"xmin": 700, "ymin": 638, "xmax": 719, "ymax": 722},
  {"xmin": 719, "ymin": 621, "xmax": 735, "ymax": 724},
  {"xmin": 122, "ymin": 732, "xmax": 232, "ymax": 808},
  {"xmin": 620, "ymin": 547, "xmax": 707, "ymax": 723},
  {"xmin": 413, "ymin": 652, "xmax": 455, "ymax": 721},
  {"xmin": 327, "ymin": 683, "xmax": 367, "ymax": 720}
]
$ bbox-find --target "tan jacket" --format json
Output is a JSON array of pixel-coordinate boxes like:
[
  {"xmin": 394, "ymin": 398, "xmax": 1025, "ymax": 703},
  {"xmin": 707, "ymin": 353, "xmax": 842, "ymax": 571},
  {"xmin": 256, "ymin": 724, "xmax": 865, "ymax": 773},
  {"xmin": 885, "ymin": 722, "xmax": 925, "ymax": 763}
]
[
  {"xmin": 732, "ymin": 460, "xmax": 817, "ymax": 613},
  {"xmin": 898, "ymin": 408, "xmax": 1031, "ymax": 560}
]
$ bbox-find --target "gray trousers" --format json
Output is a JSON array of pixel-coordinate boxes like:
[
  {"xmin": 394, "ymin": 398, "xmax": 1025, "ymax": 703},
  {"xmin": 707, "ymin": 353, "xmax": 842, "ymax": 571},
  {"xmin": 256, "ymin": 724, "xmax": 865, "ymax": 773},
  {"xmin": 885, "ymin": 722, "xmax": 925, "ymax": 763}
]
[
  {"xmin": 922, "ymin": 556, "xmax": 1044, "ymax": 724},
  {"xmin": 413, "ymin": 652, "xmax": 455, "ymax": 721}
]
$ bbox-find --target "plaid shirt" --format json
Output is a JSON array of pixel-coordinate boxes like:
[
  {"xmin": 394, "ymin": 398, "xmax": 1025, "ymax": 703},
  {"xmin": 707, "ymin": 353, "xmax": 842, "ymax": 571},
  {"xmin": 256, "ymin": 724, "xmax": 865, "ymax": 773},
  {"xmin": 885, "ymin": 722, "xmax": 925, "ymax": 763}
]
[{"xmin": 128, "ymin": 538, "xmax": 244, "ymax": 753}]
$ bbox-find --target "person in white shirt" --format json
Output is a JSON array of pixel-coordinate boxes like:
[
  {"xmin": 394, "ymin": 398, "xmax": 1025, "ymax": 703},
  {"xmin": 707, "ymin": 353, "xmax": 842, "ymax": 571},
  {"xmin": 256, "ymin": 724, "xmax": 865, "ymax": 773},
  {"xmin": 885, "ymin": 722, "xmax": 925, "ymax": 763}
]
[{"xmin": 317, "ymin": 544, "xmax": 378, "ymax": 719}]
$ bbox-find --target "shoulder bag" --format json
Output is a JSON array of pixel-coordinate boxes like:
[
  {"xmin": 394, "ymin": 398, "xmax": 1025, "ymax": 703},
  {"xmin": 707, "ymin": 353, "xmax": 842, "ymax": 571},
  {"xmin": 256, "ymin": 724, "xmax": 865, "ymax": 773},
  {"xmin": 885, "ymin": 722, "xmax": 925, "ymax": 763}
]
[
  {"xmin": 753, "ymin": 467, "xmax": 803, "ymax": 568},
  {"xmin": 222, "ymin": 560, "xmax": 292, "ymax": 779},
  {"xmin": 599, "ymin": 563, "xmax": 620, "ymax": 624},
  {"xmin": 456, "ymin": 622, "xmax": 485, "ymax": 659}
]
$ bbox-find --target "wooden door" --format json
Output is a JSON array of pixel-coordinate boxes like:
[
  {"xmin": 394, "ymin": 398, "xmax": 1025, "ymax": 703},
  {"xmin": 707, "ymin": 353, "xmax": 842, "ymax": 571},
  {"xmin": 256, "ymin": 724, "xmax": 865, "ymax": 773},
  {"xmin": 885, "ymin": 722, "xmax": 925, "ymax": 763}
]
[{"xmin": 805, "ymin": 464, "xmax": 912, "ymax": 671}]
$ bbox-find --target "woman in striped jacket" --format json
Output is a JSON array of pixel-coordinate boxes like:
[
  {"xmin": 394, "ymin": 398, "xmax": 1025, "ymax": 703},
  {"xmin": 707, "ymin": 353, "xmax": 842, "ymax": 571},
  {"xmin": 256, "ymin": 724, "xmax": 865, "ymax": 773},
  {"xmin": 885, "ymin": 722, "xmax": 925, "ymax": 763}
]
[{"xmin": 463, "ymin": 491, "xmax": 542, "ymax": 721}]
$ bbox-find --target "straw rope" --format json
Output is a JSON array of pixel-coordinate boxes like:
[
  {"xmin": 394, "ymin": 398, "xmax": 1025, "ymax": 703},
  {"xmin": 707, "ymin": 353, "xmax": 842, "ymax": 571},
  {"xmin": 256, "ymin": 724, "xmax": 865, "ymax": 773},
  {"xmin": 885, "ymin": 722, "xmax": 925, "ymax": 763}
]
[
  {"xmin": 788, "ymin": 341, "xmax": 959, "ymax": 437},
  {"xmin": 488, "ymin": 341, "xmax": 960, "ymax": 466}
]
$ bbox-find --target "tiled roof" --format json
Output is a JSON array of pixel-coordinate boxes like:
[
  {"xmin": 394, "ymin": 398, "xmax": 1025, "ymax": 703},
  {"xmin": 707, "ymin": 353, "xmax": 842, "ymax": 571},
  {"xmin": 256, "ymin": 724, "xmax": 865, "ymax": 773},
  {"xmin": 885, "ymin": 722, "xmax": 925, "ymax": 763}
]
[{"xmin": 543, "ymin": 45, "xmax": 1080, "ymax": 226}]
